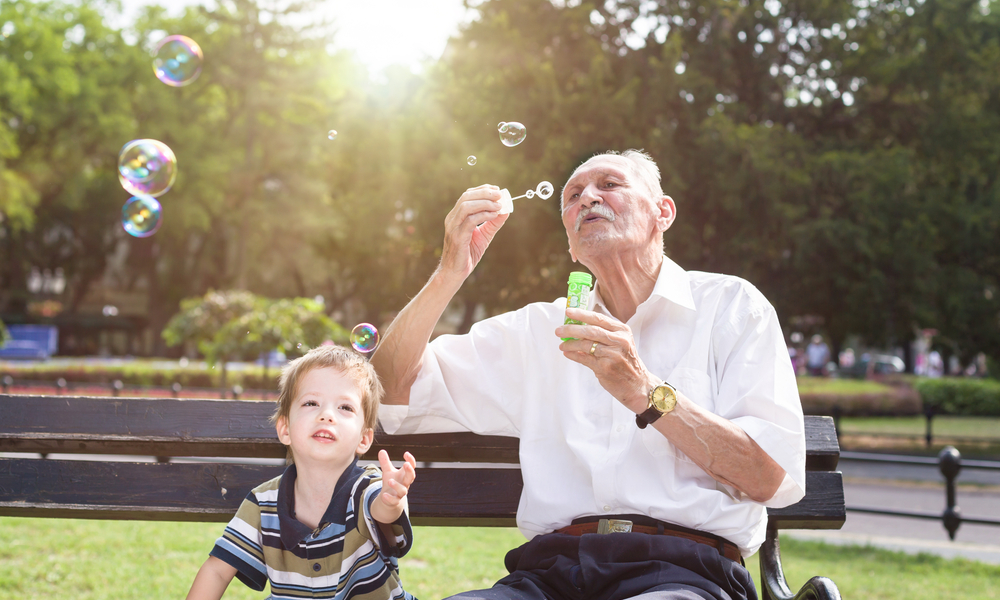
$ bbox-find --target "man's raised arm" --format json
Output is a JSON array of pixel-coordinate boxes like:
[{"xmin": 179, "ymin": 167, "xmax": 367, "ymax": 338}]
[{"xmin": 371, "ymin": 185, "xmax": 507, "ymax": 405}]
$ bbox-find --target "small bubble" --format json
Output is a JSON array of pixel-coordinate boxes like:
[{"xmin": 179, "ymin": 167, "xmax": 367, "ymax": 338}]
[
  {"xmin": 536, "ymin": 181, "xmax": 554, "ymax": 199},
  {"xmin": 499, "ymin": 121, "xmax": 526, "ymax": 147},
  {"xmin": 152, "ymin": 35, "xmax": 203, "ymax": 87},
  {"xmin": 467, "ymin": 155, "xmax": 477, "ymax": 166},
  {"xmin": 497, "ymin": 121, "xmax": 507, "ymax": 132},
  {"xmin": 118, "ymin": 139, "xmax": 177, "ymax": 198},
  {"xmin": 350, "ymin": 323, "xmax": 380, "ymax": 353},
  {"xmin": 327, "ymin": 130, "xmax": 338, "ymax": 140},
  {"xmin": 121, "ymin": 195, "xmax": 163, "ymax": 238},
  {"xmin": 296, "ymin": 343, "xmax": 302, "ymax": 349},
  {"xmin": 526, "ymin": 190, "xmax": 535, "ymax": 198}
]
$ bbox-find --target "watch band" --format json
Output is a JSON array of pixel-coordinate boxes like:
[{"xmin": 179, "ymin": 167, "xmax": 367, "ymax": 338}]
[{"xmin": 635, "ymin": 406, "xmax": 662, "ymax": 429}]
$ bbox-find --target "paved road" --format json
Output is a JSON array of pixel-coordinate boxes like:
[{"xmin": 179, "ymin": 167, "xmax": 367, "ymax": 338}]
[{"xmin": 784, "ymin": 457, "xmax": 1000, "ymax": 564}]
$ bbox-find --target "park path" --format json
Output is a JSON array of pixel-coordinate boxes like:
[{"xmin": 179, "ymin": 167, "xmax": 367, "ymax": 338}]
[{"xmin": 785, "ymin": 457, "xmax": 1000, "ymax": 564}]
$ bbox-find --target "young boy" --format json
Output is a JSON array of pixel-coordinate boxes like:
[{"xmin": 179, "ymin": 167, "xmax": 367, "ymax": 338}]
[{"xmin": 187, "ymin": 345, "xmax": 418, "ymax": 600}]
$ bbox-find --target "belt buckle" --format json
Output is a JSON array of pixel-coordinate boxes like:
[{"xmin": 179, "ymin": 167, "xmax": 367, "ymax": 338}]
[{"xmin": 597, "ymin": 519, "xmax": 632, "ymax": 534}]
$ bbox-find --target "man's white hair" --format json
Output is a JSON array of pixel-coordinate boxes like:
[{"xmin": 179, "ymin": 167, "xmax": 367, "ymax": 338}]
[{"xmin": 561, "ymin": 149, "xmax": 664, "ymax": 214}]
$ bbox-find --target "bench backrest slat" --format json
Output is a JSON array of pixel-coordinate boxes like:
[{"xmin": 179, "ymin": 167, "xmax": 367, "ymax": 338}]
[
  {"xmin": 0, "ymin": 394, "xmax": 842, "ymax": 530},
  {"xmin": 0, "ymin": 456, "xmax": 841, "ymax": 529},
  {"xmin": 0, "ymin": 395, "xmax": 836, "ymax": 469}
]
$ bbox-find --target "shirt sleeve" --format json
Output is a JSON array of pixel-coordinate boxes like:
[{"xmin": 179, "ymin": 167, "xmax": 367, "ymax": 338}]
[
  {"xmin": 381, "ymin": 305, "xmax": 536, "ymax": 436},
  {"xmin": 712, "ymin": 283, "xmax": 806, "ymax": 508},
  {"xmin": 354, "ymin": 467, "xmax": 414, "ymax": 559},
  {"xmin": 209, "ymin": 492, "xmax": 268, "ymax": 591}
]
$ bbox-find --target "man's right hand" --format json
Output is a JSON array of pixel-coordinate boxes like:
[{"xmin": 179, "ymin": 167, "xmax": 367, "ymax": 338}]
[{"xmin": 440, "ymin": 185, "xmax": 509, "ymax": 280}]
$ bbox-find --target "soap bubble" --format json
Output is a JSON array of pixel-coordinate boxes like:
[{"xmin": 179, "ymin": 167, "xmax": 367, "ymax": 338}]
[
  {"xmin": 526, "ymin": 190, "xmax": 535, "ymax": 198},
  {"xmin": 536, "ymin": 181, "xmax": 554, "ymax": 199},
  {"xmin": 152, "ymin": 35, "xmax": 203, "ymax": 87},
  {"xmin": 467, "ymin": 155, "xmax": 477, "ymax": 166},
  {"xmin": 328, "ymin": 130, "xmax": 338, "ymax": 140},
  {"xmin": 499, "ymin": 121, "xmax": 526, "ymax": 147},
  {"xmin": 351, "ymin": 323, "xmax": 379, "ymax": 353},
  {"xmin": 118, "ymin": 139, "xmax": 177, "ymax": 197},
  {"xmin": 121, "ymin": 195, "xmax": 162, "ymax": 238},
  {"xmin": 498, "ymin": 122, "xmax": 507, "ymax": 132}
]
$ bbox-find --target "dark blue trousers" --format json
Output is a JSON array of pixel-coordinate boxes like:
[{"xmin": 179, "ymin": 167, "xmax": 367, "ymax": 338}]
[{"xmin": 446, "ymin": 532, "xmax": 756, "ymax": 600}]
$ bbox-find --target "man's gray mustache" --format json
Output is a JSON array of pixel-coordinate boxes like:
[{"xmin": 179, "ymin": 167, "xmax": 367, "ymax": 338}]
[{"xmin": 575, "ymin": 204, "xmax": 616, "ymax": 231}]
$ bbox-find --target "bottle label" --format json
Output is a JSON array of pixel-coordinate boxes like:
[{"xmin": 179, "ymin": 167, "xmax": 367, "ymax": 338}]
[{"xmin": 562, "ymin": 284, "xmax": 591, "ymax": 341}]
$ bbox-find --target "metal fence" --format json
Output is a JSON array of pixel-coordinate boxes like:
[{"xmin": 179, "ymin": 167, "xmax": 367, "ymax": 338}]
[
  {"xmin": 843, "ymin": 447, "xmax": 1000, "ymax": 539},
  {"xmin": 832, "ymin": 405, "xmax": 1000, "ymax": 447}
]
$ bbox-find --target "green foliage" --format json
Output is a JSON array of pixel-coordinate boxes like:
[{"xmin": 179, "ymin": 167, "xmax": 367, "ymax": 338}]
[
  {"xmin": 0, "ymin": 318, "xmax": 7, "ymax": 345},
  {"xmin": 162, "ymin": 289, "xmax": 347, "ymax": 366},
  {"xmin": 0, "ymin": 361, "xmax": 276, "ymax": 390},
  {"xmin": 916, "ymin": 377, "xmax": 1000, "ymax": 416},
  {"xmin": 0, "ymin": 0, "xmax": 998, "ymax": 366}
]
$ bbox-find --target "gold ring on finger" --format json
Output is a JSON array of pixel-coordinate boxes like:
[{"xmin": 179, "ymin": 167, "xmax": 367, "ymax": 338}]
[{"xmin": 590, "ymin": 342, "xmax": 599, "ymax": 356}]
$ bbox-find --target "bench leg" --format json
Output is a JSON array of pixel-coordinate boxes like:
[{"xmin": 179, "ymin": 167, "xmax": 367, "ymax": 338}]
[{"xmin": 759, "ymin": 525, "xmax": 842, "ymax": 600}]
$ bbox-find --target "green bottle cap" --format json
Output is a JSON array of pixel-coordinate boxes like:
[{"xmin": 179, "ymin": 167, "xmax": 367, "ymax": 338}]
[{"xmin": 567, "ymin": 272, "xmax": 592, "ymax": 286}]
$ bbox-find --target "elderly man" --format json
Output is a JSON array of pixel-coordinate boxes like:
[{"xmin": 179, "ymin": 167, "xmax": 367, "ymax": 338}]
[{"xmin": 372, "ymin": 150, "xmax": 805, "ymax": 600}]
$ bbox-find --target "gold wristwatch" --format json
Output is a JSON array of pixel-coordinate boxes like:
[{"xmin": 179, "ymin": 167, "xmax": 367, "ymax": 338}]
[{"xmin": 635, "ymin": 381, "xmax": 678, "ymax": 429}]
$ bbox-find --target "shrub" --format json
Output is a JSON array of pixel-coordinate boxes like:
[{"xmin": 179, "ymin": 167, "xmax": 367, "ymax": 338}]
[
  {"xmin": 0, "ymin": 362, "xmax": 279, "ymax": 391},
  {"xmin": 916, "ymin": 377, "xmax": 1000, "ymax": 416}
]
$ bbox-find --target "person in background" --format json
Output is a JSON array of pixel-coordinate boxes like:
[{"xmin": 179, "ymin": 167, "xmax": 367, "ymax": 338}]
[{"xmin": 805, "ymin": 334, "xmax": 830, "ymax": 377}]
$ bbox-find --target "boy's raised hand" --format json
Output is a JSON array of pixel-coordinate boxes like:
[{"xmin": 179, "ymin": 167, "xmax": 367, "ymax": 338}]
[{"xmin": 377, "ymin": 449, "xmax": 417, "ymax": 509}]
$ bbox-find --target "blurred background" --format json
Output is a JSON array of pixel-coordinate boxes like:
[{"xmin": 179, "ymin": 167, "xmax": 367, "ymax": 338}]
[
  {"xmin": 0, "ymin": 0, "xmax": 997, "ymax": 381},
  {"xmin": 2, "ymin": 0, "xmax": 1000, "ymax": 584}
]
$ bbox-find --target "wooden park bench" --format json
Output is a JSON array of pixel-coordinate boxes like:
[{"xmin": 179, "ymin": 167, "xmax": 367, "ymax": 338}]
[{"xmin": 0, "ymin": 394, "xmax": 845, "ymax": 600}]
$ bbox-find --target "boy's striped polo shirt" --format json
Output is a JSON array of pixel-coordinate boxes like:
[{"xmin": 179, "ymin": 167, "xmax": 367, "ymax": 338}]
[{"xmin": 210, "ymin": 460, "xmax": 415, "ymax": 600}]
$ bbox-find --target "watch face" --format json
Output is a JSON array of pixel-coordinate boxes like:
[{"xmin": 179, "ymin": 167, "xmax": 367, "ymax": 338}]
[{"xmin": 650, "ymin": 385, "xmax": 676, "ymax": 413}]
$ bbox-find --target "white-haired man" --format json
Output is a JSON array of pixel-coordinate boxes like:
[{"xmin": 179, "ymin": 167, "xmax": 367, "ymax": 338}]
[{"xmin": 372, "ymin": 150, "xmax": 805, "ymax": 600}]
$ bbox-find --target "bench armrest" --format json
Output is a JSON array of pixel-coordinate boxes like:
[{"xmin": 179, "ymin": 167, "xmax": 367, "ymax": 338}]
[{"xmin": 759, "ymin": 526, "xmax": 842, "ymax": 600}]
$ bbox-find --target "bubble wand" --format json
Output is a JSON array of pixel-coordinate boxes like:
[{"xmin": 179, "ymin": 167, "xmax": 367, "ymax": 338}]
[{"xmin": 498, "ymin": 181, "xmax": 555, "ymax": 214}]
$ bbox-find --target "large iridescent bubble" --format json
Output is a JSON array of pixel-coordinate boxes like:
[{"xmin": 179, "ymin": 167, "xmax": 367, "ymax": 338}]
[
  {"xmin": 153, "ymin": 35, "xmax": 203, "ymax": 87},
  {"xmin": 350, "ymin": 323, "xmax": 380, "ymax": 353},
  {"xmin": 118, "ymin": 139, "xmax": 177, "ymax": 198},
  {"xmin": 499, "ymin": 121, "xmax": 527, "ymax": 147},
  {"xmin": 122, "ymin": 195, "xmax": 163, "ymax": 238}
]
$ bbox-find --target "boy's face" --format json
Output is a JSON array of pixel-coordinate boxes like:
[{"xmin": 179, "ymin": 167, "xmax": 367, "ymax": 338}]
[{"xmin": 276, "ymin": 366, "xmax": 373, "ymax": 468}]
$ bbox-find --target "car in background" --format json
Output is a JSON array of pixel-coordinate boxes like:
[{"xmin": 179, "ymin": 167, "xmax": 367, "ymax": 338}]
[{"xmin": 834, "ymin": 353, "xmax": 906, "ymax": 379}]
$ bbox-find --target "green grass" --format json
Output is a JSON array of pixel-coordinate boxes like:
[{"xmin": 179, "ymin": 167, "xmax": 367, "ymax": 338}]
[
  {"xmin": 840, "ymin": 415, "xmax": 1000, "ymax": 439},
  {"xmin": 796, "ymin": 377, "xmax": 894, "ymax": 395},
  {"xmin": 745, "ymin": 537, "xmax": 1000, "ymax": 600},
  {"xmin": 3, "ymin": 519, "xmax": 999, "ymax": 599}
]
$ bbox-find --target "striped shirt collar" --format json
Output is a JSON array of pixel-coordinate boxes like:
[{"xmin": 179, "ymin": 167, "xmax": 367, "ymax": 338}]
[{"xmin": 277, "ymin": 458, "xmax": 365, "ymax": 549}]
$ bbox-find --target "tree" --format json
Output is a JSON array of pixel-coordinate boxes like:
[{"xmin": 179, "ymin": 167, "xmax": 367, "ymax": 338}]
[
  {"xmin": 162, "ymin": 289, "xmax": 257, "ymax": 387},
  {"xmin": 0, "ymin": 0, "xmax": 148, "ymax": 315},
  {"xmin": 162, "ymin": 289, "xmax": 348, "ymax": 387}
]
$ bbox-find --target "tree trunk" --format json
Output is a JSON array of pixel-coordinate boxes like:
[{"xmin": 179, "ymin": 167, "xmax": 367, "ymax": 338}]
[{"xmin": 458, "ymin": 297, "xmax": 478, "ymax": 335}]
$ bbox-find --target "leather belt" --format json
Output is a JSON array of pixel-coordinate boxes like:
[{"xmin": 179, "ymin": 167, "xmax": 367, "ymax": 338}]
[{"xmin": 556, "ymin": 517, "xmax": 742, "ymax": 563}]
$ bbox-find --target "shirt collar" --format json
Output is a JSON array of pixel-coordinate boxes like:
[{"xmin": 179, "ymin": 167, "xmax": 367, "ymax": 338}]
[
  {"xmin": 591, "ymin": 254, "xmax": 696, "ymax": 314},
  {"xmin": 277, "ymin": 457, "xmax": 365, "ymax": 549}
]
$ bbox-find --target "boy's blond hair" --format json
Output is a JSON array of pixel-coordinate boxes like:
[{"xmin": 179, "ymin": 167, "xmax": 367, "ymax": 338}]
[{"xmin": 271, "ymin": 345, "xmax": 383, "ymax": 457}]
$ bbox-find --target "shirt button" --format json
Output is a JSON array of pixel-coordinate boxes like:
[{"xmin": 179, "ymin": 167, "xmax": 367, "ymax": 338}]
[
  {"xmin": 603, "ymin": 505, "xmax": 611, "ymax": 512},
  {"xmin": 312, "ymin": 562, "xmax": 321, "ymax": 572}
]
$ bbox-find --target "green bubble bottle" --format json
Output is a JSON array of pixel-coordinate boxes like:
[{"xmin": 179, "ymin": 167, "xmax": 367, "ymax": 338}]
[{"xmin": 562, "ymin": 271, "xmax": 593, "ymax": 341}]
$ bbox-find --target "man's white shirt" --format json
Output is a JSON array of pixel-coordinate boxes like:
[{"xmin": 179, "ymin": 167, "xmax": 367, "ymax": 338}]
[{"xmin": 379, "ymin": 256, "xmax": 805, "ymax": 556}]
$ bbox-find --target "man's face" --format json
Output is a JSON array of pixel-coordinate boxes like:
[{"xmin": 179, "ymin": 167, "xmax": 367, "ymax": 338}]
[{"xmin": 560, "ymin": 155, "xmax": 672, "ymax": 262}]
